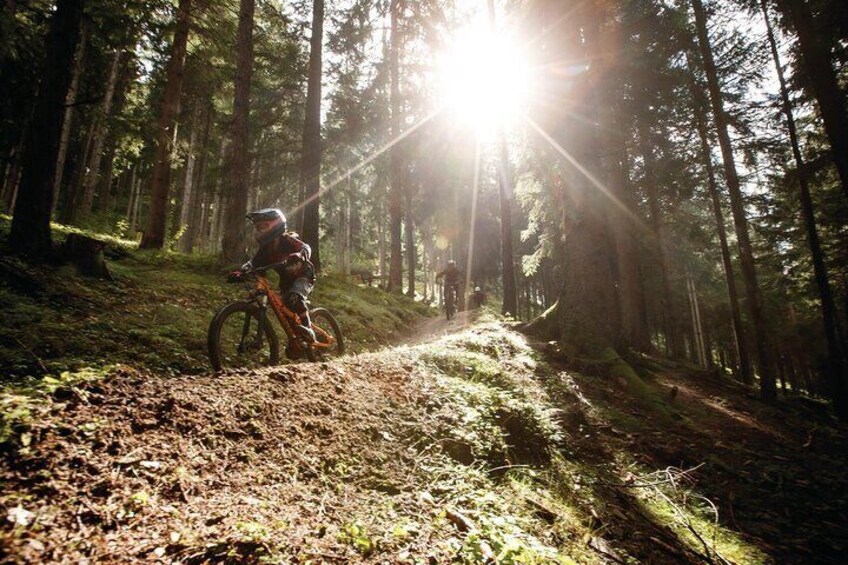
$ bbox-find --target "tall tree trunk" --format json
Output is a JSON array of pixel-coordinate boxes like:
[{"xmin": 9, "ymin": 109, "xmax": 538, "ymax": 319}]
[
  {"xmin": 548, "ymin": 1, "xmax": 619, "ymax": 353},
  {"xmin": 686, "ymin": 54, "xmax": 752, "ymax": 384},
  {"xmin": 763, "ymin": 0, "xmax": 847, "ymax": 419},
  {"xmin": 78, "ymin": 49, "xmax": 121, "ymax": 220},
  {"xmin": 52, "ymin": 20, "xmax": 87, "ymax": 216},
  {"xmin": 636, "ymin": 113, "xmax": 682, "ymax": 357},
  {"xmin": 182, "ymin": 107, "xmax": 212, "ymax": 252},
  {"xmin": 299, "ymin": 0, "xmax": 324, "ymax": 270},
  {"xmin": 488, "ymin": 0, "xmax": 518, "ymax": 316},
  {"xmin": 691, "ymin": 0, "xmax": 776, "ymax": 401},
  {"xmin": 405, "ymin": 190, "xmax": 415, "ymax": 296},
  {"xmin": 9, "ymin": 0, "xmax": 85, "ymax": 257},
  {"xmin": 777, "ymin": 0, "xmax": 848, "ymax": 200},
  {"xmin": 606, "ymin": 107, "xmax": 650, "ymax": 351},
  {"xmin": 140, "ymin": 0, "xmax": 192, "ymax": 249},
  {"xmin": 387, "ymin": 0, "xmax": 404, "ymax": 293},
  {"xmin": 220, "ymin": 0, "xmax": 255, "ymax": 263},
  {"xmin": 176, "ymin": 106, "xmax": 200, "ymax": 245}
]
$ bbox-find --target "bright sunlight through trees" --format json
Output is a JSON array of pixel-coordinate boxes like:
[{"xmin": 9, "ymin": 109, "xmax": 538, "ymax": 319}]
[{"xmin": 437, "ymin": 25, "xmax": 534, "ymax": 137}]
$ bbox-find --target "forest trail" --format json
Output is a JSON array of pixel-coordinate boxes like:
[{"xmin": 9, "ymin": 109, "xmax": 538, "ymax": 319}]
[
  {"xmin": 403, "ymin": 307, "xmax": 482, "ymax": 346},
  {"xmin": 2, "ymin": 315, "xmax": 848, "ymax": 564}
]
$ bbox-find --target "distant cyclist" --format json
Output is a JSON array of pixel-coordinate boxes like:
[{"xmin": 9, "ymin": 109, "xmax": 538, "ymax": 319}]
[
  {"xmin": 436, "ymin": 260, "xmax": 462, "ymax": 292},
  {"xmin": 436, "ymin": 260, "xmax": 463, "ymax": 317},
  {"xmin": 229, "ymin": 208, "xmax": 315, "ymax": 345},
  {"xmin": 470, "ymin": 286, "xmax": 487, "ymax": 309}
]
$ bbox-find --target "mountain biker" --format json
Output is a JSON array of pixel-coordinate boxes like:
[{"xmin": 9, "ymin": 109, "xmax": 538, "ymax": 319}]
[
  {"xmin": 228, "ymin": 208, "xmax": 316, "ymax": 347},
  {"xmin": 471, "ymin": 286, "xmax": 487, "ymax": 309},
  {"xmin": 436, "ymin": 260, "xmax": 463, "ymax": 305}
]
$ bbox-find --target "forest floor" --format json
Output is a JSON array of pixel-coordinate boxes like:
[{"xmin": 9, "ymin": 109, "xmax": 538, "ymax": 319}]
[
  {"xmin": 2, "ymin": 218, "xmax": 847, "ymax": 563},
  {"xmin": 3, "ymin": 302, "xmax": 847, "ymax": 563}
]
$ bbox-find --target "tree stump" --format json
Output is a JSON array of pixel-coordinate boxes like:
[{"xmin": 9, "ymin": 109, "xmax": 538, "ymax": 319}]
[{"xmin": 61, "ymin": 233, "xmax": 113, "ymax": 280}]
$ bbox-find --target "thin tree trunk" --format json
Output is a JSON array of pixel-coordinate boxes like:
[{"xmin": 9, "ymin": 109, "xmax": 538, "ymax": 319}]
[
  {"xmin": 691, "ymin": 0, "xmax": 776, "ymax": 401},
  {"xmin": 488, "ymin": 0, "xmax": 517, "ymax": 316},
  {"xmin": 129, "ymin": 172, "xmax": 142, "ymax": 237},
  {"xmin": 762, "ymin": 0, "xmax": 847, "ymax": 418},
  {"xmin": 183, "ymin": 107, "xmax": 212, "ymax": 253},
  {"xmin": 52, "ymin": 20, "xmax": 87, "ymax": 216},
  {"xmin": 140, "ymin": 0, "xmax": 192, "ymax": 249},
  {"xmin": 77, "ymin": 49, "xmax": 121, "ymax": 220},
  {"xmin": 379, "ymin": 193, "xmax": 387, "ymax": 285},
  {"xmin": 686, "ymin": 53, "xmax": 752, "ymax": 384},
  {"xmin": 9, "ymin": 0, "xmax": 85, "ymax": 257},
  {"xmin": 298, "ymin": 0, "xmax": 324, "ymax": 270},
  {"xmin": 388, "ymin": 0, "xmax": 404, "ymax": 293},
  {"xmin": 220, "ymin": 0, "xmax": 255, "ymax": 263},
  {"xmin": 637, "ymin": 113, "xmax": 681, "ymax": 357},
  {"xmin": 405, "ymin": 190, "xmax": 415, "ymax": 297},
  {"xmin": 176, "ymin": 106, "xmax": 200, "ymax": 244},
  {"xmin": 777, "ymin": 0, "xmax": 848, "ymax": 200},
  {"xmin": 125, "ymin": 164, "xmax": 138, "ymax": 223},
  {"xmin": 605, "ymin": 101, "xmax": 650, "ymax": 352}
]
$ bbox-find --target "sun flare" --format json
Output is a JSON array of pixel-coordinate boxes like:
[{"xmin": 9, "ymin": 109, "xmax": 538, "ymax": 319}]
[{"xmin": 438, "ymin": 26, "xmax": 533, "ymax": 136}]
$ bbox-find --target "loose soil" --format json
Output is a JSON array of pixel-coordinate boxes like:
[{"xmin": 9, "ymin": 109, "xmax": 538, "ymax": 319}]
[{"xmin": 2, "ymin": 317, "xmax": 847, "ymax": 564}]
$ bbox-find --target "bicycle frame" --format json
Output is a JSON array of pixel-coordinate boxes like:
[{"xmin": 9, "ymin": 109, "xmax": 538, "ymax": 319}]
[{"xmin": 251, "ymin": 274, "xmax": 335, "ymax": 350}]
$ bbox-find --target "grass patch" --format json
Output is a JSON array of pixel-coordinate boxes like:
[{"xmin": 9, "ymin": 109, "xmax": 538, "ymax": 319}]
[{"xmin": 0, "ymin": 217, "xmax": 433, "ymax": 381}]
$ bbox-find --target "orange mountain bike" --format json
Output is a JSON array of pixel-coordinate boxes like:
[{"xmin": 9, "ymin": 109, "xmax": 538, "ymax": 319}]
[{"xmin": 208, "ymin": 261, "xmax": 344, "ymax": 371}]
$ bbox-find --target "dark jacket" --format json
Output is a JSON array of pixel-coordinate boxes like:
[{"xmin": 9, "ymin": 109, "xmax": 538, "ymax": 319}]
[
  {"xmin": 436, "ymin": 265, "xmax": 462, "ymax": 286},
  {"xmin": 248, "ymin": 232, "xmax": 315, "ymax": 287}
]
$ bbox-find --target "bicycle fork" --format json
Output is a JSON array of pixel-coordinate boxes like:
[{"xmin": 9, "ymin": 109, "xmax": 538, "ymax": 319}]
[{"xmin": 238, "ymin": 295, "xmax": 269, "ymax": 354}]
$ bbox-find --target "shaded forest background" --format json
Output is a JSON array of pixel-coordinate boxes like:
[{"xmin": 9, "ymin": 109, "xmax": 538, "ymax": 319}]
[{"xmin": 1, "ymin": 0, "xmax": 847, "ymax": 418}]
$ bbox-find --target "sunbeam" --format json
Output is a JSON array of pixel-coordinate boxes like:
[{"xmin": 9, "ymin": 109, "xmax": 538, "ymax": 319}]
[
  {"xmin": 273, "ymin": 108, "xmax": 443, "ymax": 219},
  {"xmin": 524, "ymin": 115, "xmax": 646, "ymax": 229}
]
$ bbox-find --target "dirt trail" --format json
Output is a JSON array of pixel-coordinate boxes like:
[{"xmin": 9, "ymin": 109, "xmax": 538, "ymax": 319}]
[
  {"xmin": 3, "ymin": 317, "xmax": 848, "ymax": 564},
  {"xmin": 402, "ymin": 307, "xmax": 481, "ymax": 346}
]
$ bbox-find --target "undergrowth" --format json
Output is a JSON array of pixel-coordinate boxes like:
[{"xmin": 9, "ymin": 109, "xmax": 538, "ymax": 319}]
[{"xmin": 0, "ymin": 217, "xmax": 432, "ymax": 381}]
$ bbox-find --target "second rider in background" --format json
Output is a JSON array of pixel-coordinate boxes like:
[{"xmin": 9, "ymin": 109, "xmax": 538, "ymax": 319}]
[
  {"xmin": 229, "ymin": 208, "xmax": 316, "ymax": 352},
  {"xmin": 436, "ymin": 259, "xmax": 463, "ymax": 307}
]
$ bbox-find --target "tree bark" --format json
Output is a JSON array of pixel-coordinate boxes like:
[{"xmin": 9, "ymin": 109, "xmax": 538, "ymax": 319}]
[
  {"xmin": 636, "ymin": 113, "xmax": 681, "ymax": 357},
  {"xmin": 182, "ymin": 107, "xmax": 212, "ymax": 252},
  {"xmin": 763, "ymin": 0, "xmax": 847, "ymax": 419},
  {"xmin": 78, "ymin": 49, "xmax": 121, "ymax": 220},
  {"xmin": 691, "ymin": 0, "xmax": 776, "ymax": 400},
  {"xmin": 140, "ymin": 0, "xmax": 192, "ymax": 249},
  {"xmin": 176, "ymin": 106, "xmax": 200, "ymax": 247},
  {"xmin": 686, "ymin": 53, "xmax": 752, "ymax": 384},
  {"xmin": 488, "ymin": 0, "xmax": 518, "ymax": 316},
  {"xmin": 605, "ymin": 105, "xmax": 650, "ymax": 352},
  {"xmin": 405, "ymin": 189, "xmax": 415, "ymax": 297},
  {"xmin": 9, "ymin": 0, "xmax": 85, "ymax": 258},
  {"xmin": 387, "ymin": 0, "xmax": 404, "ymax": 293},
  {"xmin": 220, "ymin": 0, "xmax": 255, "ymax": 263},
  {"xmin": 298, "ymin": 0, "xmax": 324, "ymax": 271},
  {"xmin": 52, "ymin": 20, "xmax": 87, "ymax": 216},
  {"xmin": 550, "ymin": 1, "xmax": 619, "ymax": 354},
  {"xmin": 777, "ymin": 0, "xmax": 848, "ymax": 200}
]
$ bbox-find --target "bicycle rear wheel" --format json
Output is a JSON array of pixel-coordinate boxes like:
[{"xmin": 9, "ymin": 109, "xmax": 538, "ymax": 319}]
[
  {"xmin": 208, "ymin": 301, "xmax": 280, "ymax": 371},
  {"xmin": 309, "ymin": 307, "xmax": 344, "ymax": 361}
]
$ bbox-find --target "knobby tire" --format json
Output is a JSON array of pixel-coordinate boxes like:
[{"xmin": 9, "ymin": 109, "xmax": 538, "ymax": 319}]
[
  {"xmin": 208, "ymin": 301, "xmax": 280, "ymax": 371},
  {"xmin": 309, "ymin": 307, "xmax": 345, "ymax": 361}
]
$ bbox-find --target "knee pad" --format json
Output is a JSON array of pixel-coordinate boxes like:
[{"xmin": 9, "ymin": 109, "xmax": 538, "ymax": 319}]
[{"xmin": 286, "ymin": 292, "xmax": 306, "ymax": 313}]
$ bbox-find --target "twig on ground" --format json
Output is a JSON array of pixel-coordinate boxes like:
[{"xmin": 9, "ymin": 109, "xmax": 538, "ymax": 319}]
[{"xmin": 14, "ymin": 337, "xmax": 48, "ymax": 373}]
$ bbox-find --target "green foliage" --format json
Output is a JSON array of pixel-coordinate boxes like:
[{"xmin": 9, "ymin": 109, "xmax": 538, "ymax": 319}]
[{"xmin": 0, "ymin": 218, "xmax": 432, "ymax": 380}]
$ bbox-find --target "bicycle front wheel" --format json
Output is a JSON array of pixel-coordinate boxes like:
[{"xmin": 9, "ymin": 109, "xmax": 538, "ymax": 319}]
[
  {"xmin": 310, "ymin": 307, "xmax": 345, "ymax": 361},
  {"xmin": 208, "ymin": 301, "xmax": 280, "ymax": 371}
]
